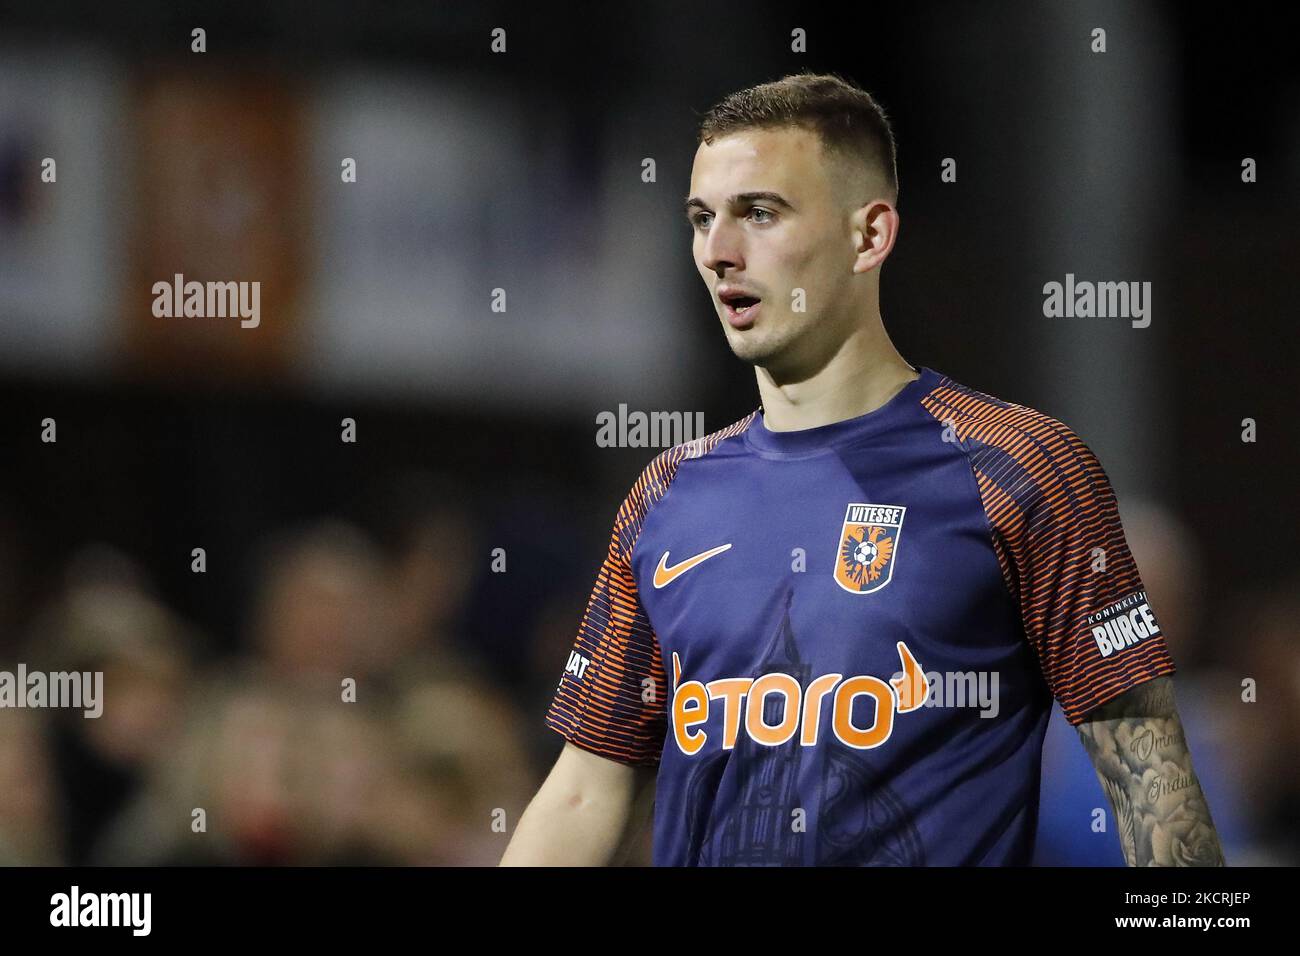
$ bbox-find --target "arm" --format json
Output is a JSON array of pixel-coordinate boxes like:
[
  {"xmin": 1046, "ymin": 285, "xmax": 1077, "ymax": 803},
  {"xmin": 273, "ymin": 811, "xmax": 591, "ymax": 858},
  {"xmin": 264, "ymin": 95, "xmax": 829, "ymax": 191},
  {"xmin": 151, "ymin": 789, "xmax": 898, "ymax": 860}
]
[
  {"xmin": 515, "ymin": 455, "xmax": 679, "ymax": 866},
  {"xmin": 1076, "ymin": 676, "xmax": 1225, "ymax": 866},
  {"xmin": 499, "ymin": 742, "xmax": 657, "ymax": 866}
]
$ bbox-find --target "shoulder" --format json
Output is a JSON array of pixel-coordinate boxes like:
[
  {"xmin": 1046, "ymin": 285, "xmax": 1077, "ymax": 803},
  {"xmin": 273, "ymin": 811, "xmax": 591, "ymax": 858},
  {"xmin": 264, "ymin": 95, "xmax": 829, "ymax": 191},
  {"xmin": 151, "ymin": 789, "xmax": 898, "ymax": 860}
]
[
  {"xmin": 611, "ymin": 409, "xmax": 759, "ymax": 552},
  {"xmin": 920, "ymin": 372, "xmax": 1109, "ymax": 504},
  {"xmin": 628, "ymin": 408, "xmax": 759, "ymax": 502}
]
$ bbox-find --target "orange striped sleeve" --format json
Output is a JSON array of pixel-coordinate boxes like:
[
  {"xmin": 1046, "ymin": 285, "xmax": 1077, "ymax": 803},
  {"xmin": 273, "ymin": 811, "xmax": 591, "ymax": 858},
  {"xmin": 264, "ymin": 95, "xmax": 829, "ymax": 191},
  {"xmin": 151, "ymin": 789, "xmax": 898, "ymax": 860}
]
[
  {"xmin": 921, "ymin": 378, "xmax": 1176, "ymax": 726},
  {"xmin": 545, "ymin": 413, "xmax": 758, "ymax": 766}
]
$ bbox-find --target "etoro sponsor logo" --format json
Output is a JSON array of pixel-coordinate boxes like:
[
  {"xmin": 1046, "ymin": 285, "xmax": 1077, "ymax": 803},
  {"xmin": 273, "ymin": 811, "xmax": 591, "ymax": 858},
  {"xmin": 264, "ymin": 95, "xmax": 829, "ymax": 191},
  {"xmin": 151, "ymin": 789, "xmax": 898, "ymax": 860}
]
[{"xmin": 670, "ymin": 640, "xmax": 928, "ymax": 755}]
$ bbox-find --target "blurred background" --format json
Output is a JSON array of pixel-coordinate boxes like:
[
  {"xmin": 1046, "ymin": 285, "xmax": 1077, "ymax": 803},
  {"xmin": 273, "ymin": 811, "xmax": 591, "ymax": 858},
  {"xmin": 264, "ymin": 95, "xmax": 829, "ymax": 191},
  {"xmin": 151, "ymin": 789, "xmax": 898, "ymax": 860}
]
[{"xmin": 0, "ymin": 0, "xmax": 1296, "ymax": 865}]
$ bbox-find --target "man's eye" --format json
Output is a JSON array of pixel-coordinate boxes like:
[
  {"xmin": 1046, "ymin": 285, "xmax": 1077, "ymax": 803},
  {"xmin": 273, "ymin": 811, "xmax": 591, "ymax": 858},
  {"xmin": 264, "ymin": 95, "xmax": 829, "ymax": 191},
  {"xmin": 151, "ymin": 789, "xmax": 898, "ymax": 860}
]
[{"xmin": 690, "ymin": 208, "xmax": 772, "ymax": 228}]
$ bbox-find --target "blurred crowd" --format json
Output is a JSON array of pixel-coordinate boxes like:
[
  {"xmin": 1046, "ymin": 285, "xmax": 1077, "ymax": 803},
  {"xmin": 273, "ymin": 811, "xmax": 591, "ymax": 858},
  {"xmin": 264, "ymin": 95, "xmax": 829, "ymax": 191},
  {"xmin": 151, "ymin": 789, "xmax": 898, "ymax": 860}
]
[
  {"xmin": 0, "ymin": 481, "xmax": 1293, "ymax": 866},
  {"xmin": 0, "ymin": 473, "xmax": 632, "ymax": 866}
]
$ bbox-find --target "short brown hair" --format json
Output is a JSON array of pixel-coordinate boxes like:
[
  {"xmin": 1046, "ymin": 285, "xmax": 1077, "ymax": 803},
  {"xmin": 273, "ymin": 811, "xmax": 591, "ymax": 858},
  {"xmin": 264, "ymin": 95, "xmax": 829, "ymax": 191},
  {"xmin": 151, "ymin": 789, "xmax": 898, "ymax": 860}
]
[{"xmin": 697, "ymin": 71, "xmax": 899, "ymax": 205}]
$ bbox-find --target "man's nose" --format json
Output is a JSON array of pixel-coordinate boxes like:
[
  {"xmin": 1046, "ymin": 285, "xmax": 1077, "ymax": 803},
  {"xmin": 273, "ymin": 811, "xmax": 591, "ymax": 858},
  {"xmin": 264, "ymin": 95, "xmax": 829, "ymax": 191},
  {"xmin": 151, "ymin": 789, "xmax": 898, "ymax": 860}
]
[{"xmin": 701, "ymin": 216, "xmax": 744, "ymax": 275}]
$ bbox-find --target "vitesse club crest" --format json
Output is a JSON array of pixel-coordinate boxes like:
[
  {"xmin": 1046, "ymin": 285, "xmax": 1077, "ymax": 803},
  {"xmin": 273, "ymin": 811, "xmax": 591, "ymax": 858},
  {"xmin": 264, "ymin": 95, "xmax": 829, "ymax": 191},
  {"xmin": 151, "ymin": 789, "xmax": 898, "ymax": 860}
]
[{"xmin": 834, "ymin": 503, "xmax": 906, "ymax": 594}]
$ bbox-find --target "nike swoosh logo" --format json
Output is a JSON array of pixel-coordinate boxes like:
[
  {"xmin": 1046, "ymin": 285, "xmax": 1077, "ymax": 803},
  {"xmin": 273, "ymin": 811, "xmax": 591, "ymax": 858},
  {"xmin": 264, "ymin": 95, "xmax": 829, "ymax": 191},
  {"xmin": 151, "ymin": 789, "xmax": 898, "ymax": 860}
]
[{"xmin": 653, "ymin": 543, "xmax": 732, "ymax": 588}]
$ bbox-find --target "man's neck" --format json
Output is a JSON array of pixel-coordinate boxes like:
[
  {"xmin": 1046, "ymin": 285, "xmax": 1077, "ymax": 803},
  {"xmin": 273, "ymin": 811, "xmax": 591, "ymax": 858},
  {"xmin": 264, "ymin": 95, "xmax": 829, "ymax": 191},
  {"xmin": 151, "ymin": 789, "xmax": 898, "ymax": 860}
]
[{"xmin": 755, "ymin": 331, "xmax": 918, "ymax": 432}]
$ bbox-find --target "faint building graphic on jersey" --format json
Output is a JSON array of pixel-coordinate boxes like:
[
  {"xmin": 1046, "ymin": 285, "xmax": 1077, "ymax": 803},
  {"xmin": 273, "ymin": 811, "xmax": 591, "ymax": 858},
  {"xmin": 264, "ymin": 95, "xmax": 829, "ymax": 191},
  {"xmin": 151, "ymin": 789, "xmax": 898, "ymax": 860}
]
[{"xmin": 682, "ymin": 586, "xmax": 925, "ymax": 865}]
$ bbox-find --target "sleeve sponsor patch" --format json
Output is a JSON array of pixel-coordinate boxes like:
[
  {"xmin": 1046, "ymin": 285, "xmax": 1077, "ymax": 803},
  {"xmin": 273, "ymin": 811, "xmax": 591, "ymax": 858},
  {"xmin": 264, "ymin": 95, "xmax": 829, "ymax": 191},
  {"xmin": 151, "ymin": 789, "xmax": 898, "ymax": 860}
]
[{"xmin": 1086, "ymin": 589, "xmax": 1162, "ymax": 659}]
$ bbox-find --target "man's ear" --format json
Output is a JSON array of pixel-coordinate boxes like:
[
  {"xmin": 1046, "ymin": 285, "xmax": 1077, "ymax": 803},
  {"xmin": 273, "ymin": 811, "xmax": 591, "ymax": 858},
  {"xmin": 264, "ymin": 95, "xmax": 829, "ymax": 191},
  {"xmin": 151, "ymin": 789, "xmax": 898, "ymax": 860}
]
[{"xmin": 851, "ymin": 200, "xmax": 899, "ymax": 275}]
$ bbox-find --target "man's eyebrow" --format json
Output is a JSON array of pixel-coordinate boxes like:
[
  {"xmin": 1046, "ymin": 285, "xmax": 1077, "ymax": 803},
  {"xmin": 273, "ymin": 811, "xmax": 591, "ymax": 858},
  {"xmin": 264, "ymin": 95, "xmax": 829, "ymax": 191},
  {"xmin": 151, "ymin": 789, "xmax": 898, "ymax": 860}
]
[{"xmin": 683, "ymin": 191, "xmax": 795, "ymax": 214}]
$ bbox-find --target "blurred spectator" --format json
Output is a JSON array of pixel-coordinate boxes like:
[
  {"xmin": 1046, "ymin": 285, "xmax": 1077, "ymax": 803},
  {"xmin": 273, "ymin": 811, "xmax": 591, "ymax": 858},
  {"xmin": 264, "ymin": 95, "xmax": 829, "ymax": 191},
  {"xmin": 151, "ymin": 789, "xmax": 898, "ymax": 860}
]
[
  {"xmin": 1230, "ymin": 570, "xmax": 1300, "ymax": 864},
  {"xmin": 19, "ymin": 544, "xmax": 195, "ymax": 864},
  {"xmin": 246, "ymin": 519, "xmax": 394, "ymax": 690},
  {"xmin": 0, "ymin": 708, "xmax": 63, "ymax": 865},
  {"xmin": 390, "ymin": 674, "xmax": 535, "ymax": 864},
  {"xmin": 93, "ymin": 669, "xmax": 393, "ymax": 864}
]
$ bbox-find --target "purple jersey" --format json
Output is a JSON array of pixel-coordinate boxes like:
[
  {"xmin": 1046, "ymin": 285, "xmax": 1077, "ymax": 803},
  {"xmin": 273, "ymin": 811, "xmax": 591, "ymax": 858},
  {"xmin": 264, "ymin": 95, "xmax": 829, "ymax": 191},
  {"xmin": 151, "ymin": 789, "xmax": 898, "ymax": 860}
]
[{"xmin": 546, "ymin": 366, "xmax": 1175, "ymax": 865}]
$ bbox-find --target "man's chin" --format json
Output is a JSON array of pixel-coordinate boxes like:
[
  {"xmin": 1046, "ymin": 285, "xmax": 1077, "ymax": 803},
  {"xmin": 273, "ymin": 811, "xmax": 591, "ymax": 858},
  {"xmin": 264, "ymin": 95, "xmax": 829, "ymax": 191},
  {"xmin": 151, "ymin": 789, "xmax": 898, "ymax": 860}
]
[{"xmin": 724, "ymin": 333, "xmax": 782, "ymax": 368}]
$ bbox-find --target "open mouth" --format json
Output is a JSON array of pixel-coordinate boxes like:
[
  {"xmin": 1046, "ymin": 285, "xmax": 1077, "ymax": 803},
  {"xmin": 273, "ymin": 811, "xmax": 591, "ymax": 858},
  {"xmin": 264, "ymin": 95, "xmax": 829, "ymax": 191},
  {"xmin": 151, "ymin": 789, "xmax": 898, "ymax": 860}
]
[{"xmin": 720, "ymin": 292, "xmax": 762, "ymax": 323}]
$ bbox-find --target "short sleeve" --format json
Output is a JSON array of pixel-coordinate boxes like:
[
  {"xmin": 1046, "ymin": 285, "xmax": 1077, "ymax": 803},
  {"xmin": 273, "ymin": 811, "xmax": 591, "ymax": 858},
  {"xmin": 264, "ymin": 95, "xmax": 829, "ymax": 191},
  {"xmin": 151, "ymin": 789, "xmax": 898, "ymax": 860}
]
[
  {"xmin": 544, "ymin": 476, "xmax": 668, "ymax": 767},
  {"xmin": 999, "ymin": 422, "xmax": 1177, "ymax": 724}
]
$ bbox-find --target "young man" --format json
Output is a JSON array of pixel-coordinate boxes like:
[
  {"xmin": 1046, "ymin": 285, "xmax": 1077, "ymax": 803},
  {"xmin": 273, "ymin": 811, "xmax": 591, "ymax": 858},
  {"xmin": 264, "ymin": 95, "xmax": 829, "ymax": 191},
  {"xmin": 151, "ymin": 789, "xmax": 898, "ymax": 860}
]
[{"xmin": 501, "ymin": 73, "xmax": 1224, "ymax": 867}]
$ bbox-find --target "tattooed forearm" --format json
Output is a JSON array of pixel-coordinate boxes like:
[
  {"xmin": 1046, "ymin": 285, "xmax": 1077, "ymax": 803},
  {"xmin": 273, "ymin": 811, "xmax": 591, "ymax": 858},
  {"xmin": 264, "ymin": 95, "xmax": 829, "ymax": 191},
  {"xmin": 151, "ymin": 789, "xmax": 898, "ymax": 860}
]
[{"xmin": 1076, "ymin": 677, "xmax": 1225, "ymax": 866}]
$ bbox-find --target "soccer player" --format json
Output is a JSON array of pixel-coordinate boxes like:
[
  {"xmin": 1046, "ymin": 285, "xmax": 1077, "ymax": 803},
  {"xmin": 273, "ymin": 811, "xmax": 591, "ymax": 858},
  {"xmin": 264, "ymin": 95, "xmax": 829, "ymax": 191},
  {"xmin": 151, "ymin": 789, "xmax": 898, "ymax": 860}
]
[{"xmin": 500, "ymin": 72, "xmax": 1224, "ymax": 866}]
